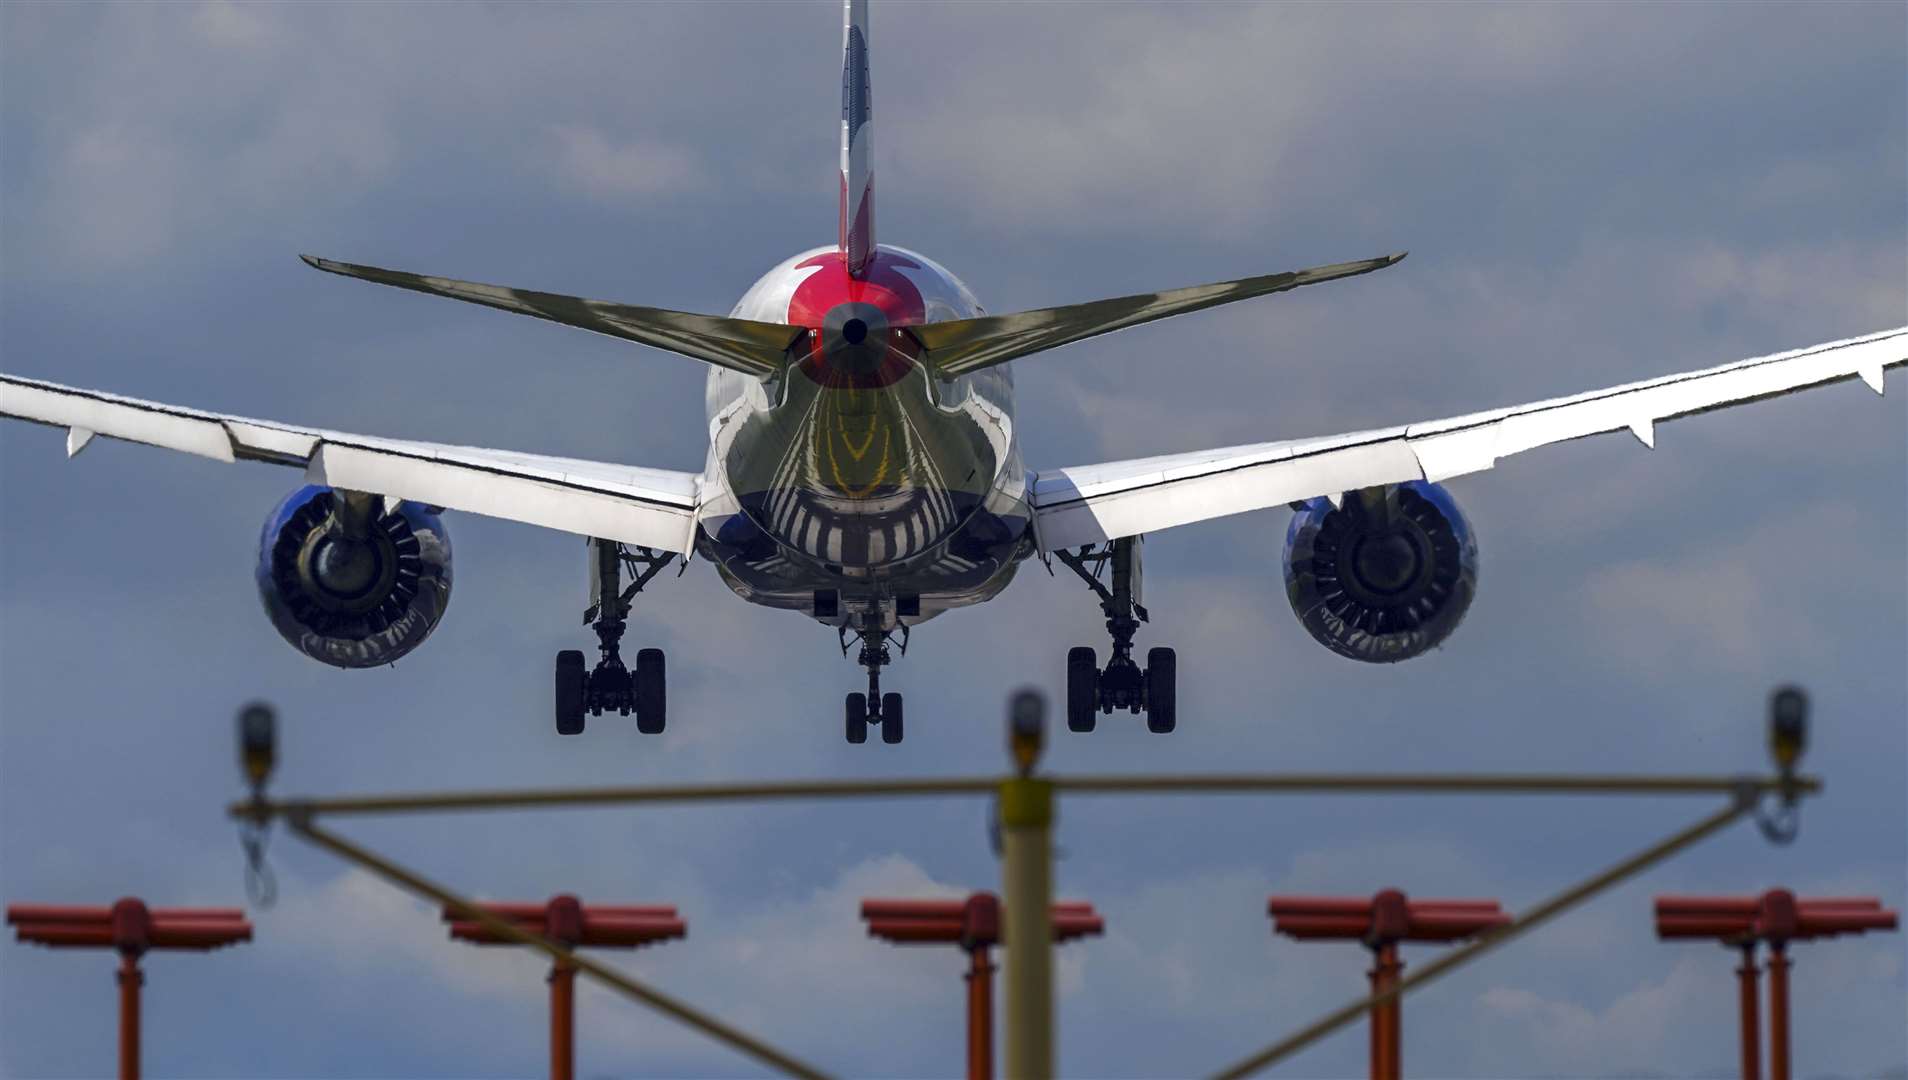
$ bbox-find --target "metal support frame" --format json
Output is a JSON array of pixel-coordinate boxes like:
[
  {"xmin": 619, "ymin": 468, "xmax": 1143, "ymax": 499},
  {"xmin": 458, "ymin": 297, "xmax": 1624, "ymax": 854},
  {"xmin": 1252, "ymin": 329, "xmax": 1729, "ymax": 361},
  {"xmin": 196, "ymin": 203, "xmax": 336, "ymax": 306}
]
[{"xmin": 225, "ymin": 691, "xmax": 1824, "ymax": 1080}]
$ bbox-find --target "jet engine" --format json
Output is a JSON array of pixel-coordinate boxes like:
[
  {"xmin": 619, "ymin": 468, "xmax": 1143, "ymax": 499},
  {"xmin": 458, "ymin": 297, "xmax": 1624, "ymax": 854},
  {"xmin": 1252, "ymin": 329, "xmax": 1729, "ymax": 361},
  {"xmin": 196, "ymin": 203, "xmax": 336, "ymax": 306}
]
[
  {"xmin": 255, "ymin": 485, "xmax": 452, "ymax": 668},
  {"xmin": 1282, "ymin": 481, "xmax": 1477, "ymax": 663}
]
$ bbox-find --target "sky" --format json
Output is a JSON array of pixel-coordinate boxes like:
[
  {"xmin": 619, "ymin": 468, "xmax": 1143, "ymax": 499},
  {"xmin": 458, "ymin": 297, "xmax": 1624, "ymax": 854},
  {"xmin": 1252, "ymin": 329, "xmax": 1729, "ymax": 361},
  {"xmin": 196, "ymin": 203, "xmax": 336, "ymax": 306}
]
[{"xmin": 1, "ymin": 2, "xmax": 1903, "ymax": 1077}]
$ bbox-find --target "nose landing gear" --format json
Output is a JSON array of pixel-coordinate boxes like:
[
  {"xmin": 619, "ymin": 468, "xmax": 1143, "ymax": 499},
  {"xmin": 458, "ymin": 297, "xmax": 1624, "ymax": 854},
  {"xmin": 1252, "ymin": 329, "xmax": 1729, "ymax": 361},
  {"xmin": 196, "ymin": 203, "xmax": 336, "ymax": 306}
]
[
  {"xmin": 554, "ymin": 540, "xmax": 674, "ymax": 736},
  {"xmin": 842, "ymin": 611, "xmax": 907, "ymax": 745},
  {"xmin": 1054, "ymin": 536, "xmax": 1176, "ymax": 734}
]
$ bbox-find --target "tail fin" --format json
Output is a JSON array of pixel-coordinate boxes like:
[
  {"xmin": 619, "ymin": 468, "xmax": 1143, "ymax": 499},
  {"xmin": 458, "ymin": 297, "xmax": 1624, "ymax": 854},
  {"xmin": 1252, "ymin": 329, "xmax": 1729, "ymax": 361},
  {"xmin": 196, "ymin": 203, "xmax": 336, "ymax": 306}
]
[{"xmin": 839, "ymin": 0, "xmax": 875, "ymax": 277}]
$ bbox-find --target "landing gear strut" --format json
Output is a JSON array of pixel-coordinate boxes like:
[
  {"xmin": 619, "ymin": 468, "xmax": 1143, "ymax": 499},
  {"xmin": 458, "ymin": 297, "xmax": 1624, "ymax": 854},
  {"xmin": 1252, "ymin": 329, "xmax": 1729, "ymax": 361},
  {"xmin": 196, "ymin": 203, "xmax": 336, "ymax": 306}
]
[
  {"xmin": 555, "ymin": 539, "xmax": 674, "ymax": 736},
  {"xmin": 841, "ymin": 609, "xmax": 906, "ymax": 745},
  {"xmin": 1054, "ymin": 536, "xmax": 1176, "ymax": 734}
]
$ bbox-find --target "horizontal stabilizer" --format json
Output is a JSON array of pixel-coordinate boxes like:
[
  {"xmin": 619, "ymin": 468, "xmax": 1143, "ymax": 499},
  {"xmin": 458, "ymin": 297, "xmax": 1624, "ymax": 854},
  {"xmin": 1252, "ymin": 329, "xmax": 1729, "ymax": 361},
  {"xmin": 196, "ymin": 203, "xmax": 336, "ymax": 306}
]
[
  {"xmin": 914, "ymin": 252, "xmax": 1404, "ymax": 377},
  {"xmin": 302, "ymin": 255, "xmax": 802, "ymax": 379}
]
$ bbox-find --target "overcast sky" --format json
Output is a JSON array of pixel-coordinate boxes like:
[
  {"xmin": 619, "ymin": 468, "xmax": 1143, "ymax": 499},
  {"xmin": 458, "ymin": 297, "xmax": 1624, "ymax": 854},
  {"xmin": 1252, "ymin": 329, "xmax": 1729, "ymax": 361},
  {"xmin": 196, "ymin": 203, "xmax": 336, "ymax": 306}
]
[{"xmin": 2, "ymin": 2, "xmax": 1903, "ymax": 1077}]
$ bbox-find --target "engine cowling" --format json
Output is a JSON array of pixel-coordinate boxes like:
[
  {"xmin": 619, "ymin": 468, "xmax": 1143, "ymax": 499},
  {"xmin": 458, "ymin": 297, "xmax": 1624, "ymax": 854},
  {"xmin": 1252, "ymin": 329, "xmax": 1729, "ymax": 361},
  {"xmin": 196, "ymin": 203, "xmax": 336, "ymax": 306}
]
[
  {"xmin": 1282, "ymin": 481, "xmax": 1478, "ymax": 663},
  {"xmin": 255, "ymin": 485, "xmax": 453, "ymax": 669}
]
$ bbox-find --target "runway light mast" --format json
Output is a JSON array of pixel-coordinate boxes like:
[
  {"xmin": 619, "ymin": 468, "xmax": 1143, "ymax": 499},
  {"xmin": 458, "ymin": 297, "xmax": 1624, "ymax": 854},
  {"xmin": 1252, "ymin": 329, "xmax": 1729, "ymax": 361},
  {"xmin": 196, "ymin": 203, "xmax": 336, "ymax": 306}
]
[
  {"xmin": 1267, "ymin": 890, "xmax": 1509, "ymax": 1080},
  {"xmin": 1654, "ymin": 889, "xmax": 1896, "ymax": 1080},
  {"xmin": 441, "ymin": 894, "xmax": 686, "ymax": 1080},
  {"xmin": 861, "ymin": 892, "xmax": 1103, "ymax": 1080},
  {"xmin": 6, "ymin": 898, "xmax": 252, "ymax": 1080}
]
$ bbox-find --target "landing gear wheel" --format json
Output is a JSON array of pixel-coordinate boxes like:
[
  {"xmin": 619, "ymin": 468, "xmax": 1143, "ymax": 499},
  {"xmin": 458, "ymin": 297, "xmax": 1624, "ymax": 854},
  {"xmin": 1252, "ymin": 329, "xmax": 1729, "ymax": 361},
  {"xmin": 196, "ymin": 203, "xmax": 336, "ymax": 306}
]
[
  {"xmin": 880, "ymin": 693, "xmax": 905, "ymax": 744},
  {"xmin": 845, "ymin": 693, "xmax": 869, "ymax": 744},
  {"xmin": 555, "ymin": 650, "xmax": 587, "ymax": 736},
  {"xmin": 1145, "ymin": 647, "xmax": 1176, "ymax": 734},
  {"xmin": 1066, "ymin": 647, "xmax": 1099, "ymax": 732},
  {"xmin": 634, "ymin": 648, "xmax": 666, "ymax": 735}
]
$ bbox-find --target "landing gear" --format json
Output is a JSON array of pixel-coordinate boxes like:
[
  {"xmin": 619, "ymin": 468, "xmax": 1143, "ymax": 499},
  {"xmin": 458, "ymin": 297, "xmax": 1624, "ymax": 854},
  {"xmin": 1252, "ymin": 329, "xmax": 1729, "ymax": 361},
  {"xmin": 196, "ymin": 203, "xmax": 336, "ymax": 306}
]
[
  {"xmin": 1055, "ymin": 536, "xmax": 1177, "ymax": 734},
  {"xmin": 841, "ymin": 609, "xmax": 908, "ymax": 745},
  {"xmin": 553, "ymin": 539, "xmax": 674, "ymax": 736}
]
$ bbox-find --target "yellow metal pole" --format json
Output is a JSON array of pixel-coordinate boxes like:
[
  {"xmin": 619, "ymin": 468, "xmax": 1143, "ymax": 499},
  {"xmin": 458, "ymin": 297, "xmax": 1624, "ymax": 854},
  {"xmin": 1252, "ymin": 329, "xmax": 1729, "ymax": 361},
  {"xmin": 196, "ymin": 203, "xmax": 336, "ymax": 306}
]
[
  {"xmin": 1055, "ymin": 774, "xmax": 1817, "ymax": 796},
  {"xmin": 1000, "ymin": 776, "xmax": 1054, "ymax": 1079},
  {"xmin": 230, "ymin": 776, "xmax": 999, "ymax": 820},
  {"xmin": 1001, "ymin": 690, "xmax": 1055, "ymax": 1080},
  {"xmin": 226, "ymin": 774, "xmax": 1815, "ymax": 822}
]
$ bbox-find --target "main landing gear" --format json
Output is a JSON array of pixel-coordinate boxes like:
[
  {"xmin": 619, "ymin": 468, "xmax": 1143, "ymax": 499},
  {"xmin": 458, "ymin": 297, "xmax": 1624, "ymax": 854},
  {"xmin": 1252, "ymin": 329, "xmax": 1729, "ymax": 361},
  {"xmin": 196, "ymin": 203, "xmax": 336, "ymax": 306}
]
[
  {"xmin": 1054, "ymin": 536, "xmax": 1176, "ymax": 735},
  {"xmin": 555, "ymin": 539, "xmax": 674, "ymax": 736},
  {"xmin": 842, "ymin": 609, "xmax": 907, "ymax": 745}
]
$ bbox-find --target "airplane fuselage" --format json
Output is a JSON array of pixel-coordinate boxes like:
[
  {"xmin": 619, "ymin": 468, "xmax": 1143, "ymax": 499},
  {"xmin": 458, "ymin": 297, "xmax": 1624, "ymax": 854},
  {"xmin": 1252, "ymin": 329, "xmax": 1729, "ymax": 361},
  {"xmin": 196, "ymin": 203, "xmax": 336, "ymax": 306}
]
[{"xmin": 696, "ymin": 244, "xmax": 1033, "ymax": 630}]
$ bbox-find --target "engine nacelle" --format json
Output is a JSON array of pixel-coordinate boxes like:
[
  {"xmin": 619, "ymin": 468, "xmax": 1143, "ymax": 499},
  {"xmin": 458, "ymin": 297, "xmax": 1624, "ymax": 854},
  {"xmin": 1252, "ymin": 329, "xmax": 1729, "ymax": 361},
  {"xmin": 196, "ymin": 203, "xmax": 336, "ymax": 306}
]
[
  {"xmin": 1283, "ymin": 481, "xmax": 1478, "ymax": 663},
  {"xmin": 255, "ymin": 485, "xmax": 453, "ymax": 669}
]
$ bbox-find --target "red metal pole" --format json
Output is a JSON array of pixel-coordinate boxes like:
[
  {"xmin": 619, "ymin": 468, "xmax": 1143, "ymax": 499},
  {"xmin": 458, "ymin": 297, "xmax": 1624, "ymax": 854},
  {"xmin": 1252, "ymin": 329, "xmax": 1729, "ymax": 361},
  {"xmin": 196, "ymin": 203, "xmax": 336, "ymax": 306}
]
[
  {"xmin": 1736, "ymin": 944, "xmax": 1761, "ymax": 1080},
  {"xmin": 1365, "ymin": 950, "xmax": 1382, "ymax": 1080},
  {"xmin": 966, "ymin": 945, "xmax": 995, "ymax": 1080},
  {"xmin": 1766, "ymin": 945, "xmax": 1790, "ymax": 1080},
  {"xmin": 117, "ymin": 952, "xmax": 142, "ymax": 1080},
  {"xmin": 550, "ymin": 958, "xmax": 576, "ymax": 1080},
  {"xmin": 1366, "ymin": 942, "xmax": 1403, "ymax": 1080},
  {"xmin": 1379, "ymin": 943, "xmax": 1403, "ymax": 1080}
]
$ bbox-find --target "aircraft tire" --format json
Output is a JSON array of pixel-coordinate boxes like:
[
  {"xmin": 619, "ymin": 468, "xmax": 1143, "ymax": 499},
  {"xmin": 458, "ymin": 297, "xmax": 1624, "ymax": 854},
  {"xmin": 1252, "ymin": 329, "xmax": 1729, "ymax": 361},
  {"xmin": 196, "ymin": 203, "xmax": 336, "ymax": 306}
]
[
  {"xmin": 1066, "ymin": 646, "xmax": 1098, "ymax": 732},
  {"xmin": 555, "ymin": 650, "xmax": 587, "ymax": 736},
  {"xmin": 634, "ymin": 648, "xmax": 666, "ymax": 734},
  {"xmin": 1145, "ymin": 647, "xmax": 1176, "ymax": 734},
  {"xmin": 881, "ymin": 693, "xmax": 904, "ymax": 744},
  {"xmin": 845, "ymin": 693, "xmax": 869, "ymax": 744}
]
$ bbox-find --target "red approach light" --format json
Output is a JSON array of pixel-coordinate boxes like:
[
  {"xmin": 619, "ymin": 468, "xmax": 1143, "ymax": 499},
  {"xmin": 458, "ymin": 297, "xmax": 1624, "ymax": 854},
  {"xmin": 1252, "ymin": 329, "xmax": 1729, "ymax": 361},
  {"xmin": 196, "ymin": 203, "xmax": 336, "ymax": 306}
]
[
  {"xmin": 1653, "ymin": 890, "xmax": 1897, "ymax": 945},
  {"xmin": 1267, "ymin": 890, "xmax": 1509, "ymax": 1080},
  {"xmin": 861, "ymin": 893, "xmax": 1104, "ymax": 1080},
  {"xmin": 8, "ymin": 899, "xmax": 253, "ymax": 954},
  {"xmin": 1268, "ymin": 890, "xmax": 1509, "ymax": 944},
  {"xmin": 860, "ymin": 893, "xmax": 1103, "ymax": 948},
  {"xmin": 8, "ymin": 898, "xmax": 253, "ymax": 1080},
  {"xmin": 1653, "ymin": 889, "xmax": 1897, "ymax": 1080},
  {"xmin": 440, "ymin": 894, "xmax": 688, "ymax": 1080},
  {"xmin": 441, "ymin": 894, "xmax": 686, "ymax": 949}
]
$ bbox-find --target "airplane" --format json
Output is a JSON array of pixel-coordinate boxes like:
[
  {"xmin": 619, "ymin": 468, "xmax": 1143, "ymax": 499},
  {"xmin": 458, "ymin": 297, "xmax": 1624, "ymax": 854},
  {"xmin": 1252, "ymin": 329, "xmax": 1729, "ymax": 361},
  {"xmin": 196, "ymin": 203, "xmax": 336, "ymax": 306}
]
[{"xmin": 2, "ymin": 1, "xmax": 1903, "ymax": 746}]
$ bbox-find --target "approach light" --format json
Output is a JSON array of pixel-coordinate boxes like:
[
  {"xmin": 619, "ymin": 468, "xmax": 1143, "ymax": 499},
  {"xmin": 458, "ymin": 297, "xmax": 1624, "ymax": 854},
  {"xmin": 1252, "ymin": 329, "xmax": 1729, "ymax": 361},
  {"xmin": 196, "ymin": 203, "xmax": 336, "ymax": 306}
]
[
  {"xmin": 1768, "ymin": 685, "xmax": 1808, "ymax": 774},
  {"xmin": 1008, "ymin": 688, "xmax": 1046, "ymax": 776},
  {"xmin": 238, "ymin": 701, "xmax": 277, "ymax": 791}
]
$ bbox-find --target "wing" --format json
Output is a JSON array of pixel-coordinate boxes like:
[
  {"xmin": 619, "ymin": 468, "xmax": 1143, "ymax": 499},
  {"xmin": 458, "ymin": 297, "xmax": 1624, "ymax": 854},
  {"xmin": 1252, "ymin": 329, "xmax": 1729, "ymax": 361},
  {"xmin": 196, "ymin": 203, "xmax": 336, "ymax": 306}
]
[
  {"xmin": 301, "ymin": 256, "xmax": 801, "ymax": 379},
  {"xmin": 0, "ymin": 374, "xmax": 701, "ymax": 553},
  {"xmin": 912, "ymin": 253, "xmax": 1403, "ymax": 377},
  {"xmin": 1029, "ymin": 327, "xmax": 1907, "ymax": 551}
]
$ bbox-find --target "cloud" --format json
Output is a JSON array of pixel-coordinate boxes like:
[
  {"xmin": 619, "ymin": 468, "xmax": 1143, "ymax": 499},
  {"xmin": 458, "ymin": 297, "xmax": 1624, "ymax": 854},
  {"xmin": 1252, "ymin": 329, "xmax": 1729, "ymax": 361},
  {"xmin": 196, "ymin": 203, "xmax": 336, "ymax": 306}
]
[
  {"xmin": 1575, "ymin": 499, "xmax": 1900, "ymax": 681},
  {"xmin": 548, "ymin": 125, "xmax": 705, "ymax": 200}
]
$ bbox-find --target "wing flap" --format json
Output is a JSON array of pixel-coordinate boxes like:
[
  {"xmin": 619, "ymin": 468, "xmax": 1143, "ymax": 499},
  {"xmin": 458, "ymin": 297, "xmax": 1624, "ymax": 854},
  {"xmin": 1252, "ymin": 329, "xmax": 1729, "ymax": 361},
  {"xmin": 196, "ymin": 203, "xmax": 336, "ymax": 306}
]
[
  {"xmin": 1, "ymin": 374, "xmax": 701, "ymax": 552},
  {"xmin": 1030, "ymin": 326, "xmax": 1907, "ymax": 551}
]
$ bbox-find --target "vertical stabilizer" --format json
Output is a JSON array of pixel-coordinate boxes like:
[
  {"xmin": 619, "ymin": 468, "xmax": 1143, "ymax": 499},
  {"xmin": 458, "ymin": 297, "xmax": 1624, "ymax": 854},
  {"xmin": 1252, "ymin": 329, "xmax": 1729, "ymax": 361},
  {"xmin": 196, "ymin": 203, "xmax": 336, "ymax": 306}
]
[{"xmin": 840, "ymin": 0, "xmax": 875, "ymax": 277}]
